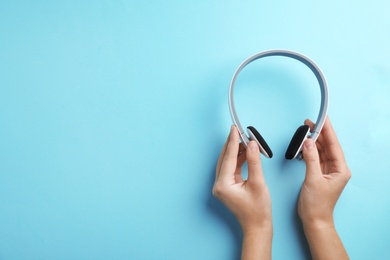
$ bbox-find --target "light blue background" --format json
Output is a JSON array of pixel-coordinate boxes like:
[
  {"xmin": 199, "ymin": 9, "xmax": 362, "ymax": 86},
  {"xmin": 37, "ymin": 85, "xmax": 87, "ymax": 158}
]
[{"xmin": 1, "ymin": 1, "xmax": 389, "ymax": 259}]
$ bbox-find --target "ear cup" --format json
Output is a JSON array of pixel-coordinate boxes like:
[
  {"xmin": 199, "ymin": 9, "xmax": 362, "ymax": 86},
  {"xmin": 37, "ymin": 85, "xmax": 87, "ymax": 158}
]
[
  {"xmin": 285, "ymin": 125, "xmax": 310, "ymax": 160},
  {"xmin": 247, "ymin": 126, "xmax": 273, "ymax": 158}
]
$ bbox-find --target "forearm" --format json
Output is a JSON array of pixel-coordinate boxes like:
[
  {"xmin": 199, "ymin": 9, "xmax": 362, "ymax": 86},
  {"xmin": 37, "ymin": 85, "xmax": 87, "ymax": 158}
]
[
  {"xmin": 303, "ymin": 220, "xmax": 348, "ymax": 260},
  {"xmin": 241, "ymin": 226, "xmax": 273, "ymax": 260}
]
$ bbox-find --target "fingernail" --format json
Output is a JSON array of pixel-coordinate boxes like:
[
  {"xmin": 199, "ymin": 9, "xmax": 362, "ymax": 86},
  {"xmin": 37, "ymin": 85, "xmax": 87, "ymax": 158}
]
[
  {"xmin": 304, "ymin": 139, "xmax": 314, "ymax": 150},
  {"xmin": 249, "ymin": 141, "xmax": 258, "ymax": 151}
]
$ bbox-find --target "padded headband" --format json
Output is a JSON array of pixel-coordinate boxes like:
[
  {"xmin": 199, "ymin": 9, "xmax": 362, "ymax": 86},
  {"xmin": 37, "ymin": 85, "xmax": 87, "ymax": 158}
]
[{"xmin": 229, "ymin": 49, "xmax": 329, "ymax": 147}]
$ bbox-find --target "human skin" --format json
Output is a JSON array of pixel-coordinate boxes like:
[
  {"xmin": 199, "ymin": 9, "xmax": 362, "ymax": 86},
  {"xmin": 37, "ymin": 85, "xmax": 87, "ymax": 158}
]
[
  {"xmin": 213, "ymin": 125, "xmax": 272, "ymax": 260},
  {"xmin": 298, "ymin": 117, "xmax": 351, "ymax": 260},
  {"xmin": 213, "ymin": 117, "xmax": 350, "ymax": 260}
]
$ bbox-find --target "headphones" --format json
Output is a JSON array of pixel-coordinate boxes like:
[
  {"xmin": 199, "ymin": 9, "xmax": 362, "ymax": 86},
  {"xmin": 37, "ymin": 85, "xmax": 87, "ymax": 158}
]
[{"xmin": 229, "ymin": 50, "xmax": 329, "ymax": 160}]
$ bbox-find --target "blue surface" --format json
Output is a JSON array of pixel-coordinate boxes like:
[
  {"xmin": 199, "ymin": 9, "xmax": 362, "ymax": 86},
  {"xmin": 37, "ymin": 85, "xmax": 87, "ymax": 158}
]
[{"xmin": 1, "ymin": 1, "xmax": 389, "ymax": 259}]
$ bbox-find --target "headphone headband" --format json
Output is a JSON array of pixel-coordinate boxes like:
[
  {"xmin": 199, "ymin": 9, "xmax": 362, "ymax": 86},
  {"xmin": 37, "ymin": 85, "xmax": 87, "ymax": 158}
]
[{"xmin": 229, "ymin": 49, "xmax": 329, "ymax": 154}]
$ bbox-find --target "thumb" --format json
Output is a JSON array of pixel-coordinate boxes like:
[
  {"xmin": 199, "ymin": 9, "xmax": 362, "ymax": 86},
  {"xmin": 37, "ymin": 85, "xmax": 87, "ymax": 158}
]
[
  {"xmin": 302, "ymin": 139, "xmax": 322, "ymax": 181},
  {"xmin": 246, "ymin": 141, "xmax": 265, "ymax": 185}
]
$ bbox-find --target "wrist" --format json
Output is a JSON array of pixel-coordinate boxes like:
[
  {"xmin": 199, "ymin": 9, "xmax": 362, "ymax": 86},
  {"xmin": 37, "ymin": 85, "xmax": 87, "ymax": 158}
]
[
  {"xmin": 242, "ymin": 221, "xmax": 273, "ymax": 237},
  {"xmin": 241, "ymin": 223, "xmax": 273, "ymax": 260},
  {"xmin": 302, "ymin": 217, "xmax": 335, "ymax": 233},
  {"xmin": 300, "ymin": 211, "xmax": 334, "ymax": 229},
  {"xmin": 301, "ymin": 217, "xmax": 349, "ymax": 260}
]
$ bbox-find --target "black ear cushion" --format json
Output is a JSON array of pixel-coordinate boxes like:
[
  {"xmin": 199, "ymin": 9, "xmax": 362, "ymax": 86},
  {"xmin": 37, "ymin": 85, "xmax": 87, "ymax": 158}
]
[
  {"xmin": 247, "ymin": 126, "xmax": 273, "ymax": 158},
  {"xmin": 285, "ymin": 125, "xmax": 310, "ymax": 160}
]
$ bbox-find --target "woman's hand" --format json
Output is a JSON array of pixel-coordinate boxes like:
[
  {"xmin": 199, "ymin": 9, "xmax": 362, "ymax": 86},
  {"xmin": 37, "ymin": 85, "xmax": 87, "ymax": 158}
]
[
  {"xmin": 298, "ymin": 117, "xmax": 351, "ymax": 260},
  {"xmin": 213, "ymin": 126, "xmax": 272, "ymax": 260}
]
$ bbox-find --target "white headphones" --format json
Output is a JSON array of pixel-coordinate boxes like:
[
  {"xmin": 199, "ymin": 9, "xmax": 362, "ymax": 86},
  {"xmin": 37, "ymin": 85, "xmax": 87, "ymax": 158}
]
[{"xmin": 229, "ymin": 50, "xmax": 329, "ymax": 160}]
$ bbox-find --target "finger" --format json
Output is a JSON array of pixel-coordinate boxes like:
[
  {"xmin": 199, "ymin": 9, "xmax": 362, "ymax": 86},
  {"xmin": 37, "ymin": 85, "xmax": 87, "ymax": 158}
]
[
  {"xmin": 246, "ymin": 141, "xmax": 265, "ymax": 186},
  {"xmin": 302, "ymin": 139, "xmax": 322, "ymax": 182},
  {"xmin": 238, "ymin": 142, "xmax": 246, "ymax": 155},
  {"xmin": 234, "ymin": 168, "xmax": 245, "ymax": 183},
  {"xmin": 321, "ymin": 117, "xmax": 346, "ymax": 163},
  {"xmin": 304, "ymin": 118, "xmax": 325, "ymax": 144},
  {"xmin": 235, "ymin": 144, "xmax": 247, "ymax": 183},
  {"xmin": 219, "ymin": 125, "xmax": 240, "ymax": 185},
  {"xmin": 215, "ymin": 127, "xmax": 231, "ymax": 180},
  {"xmin": 304, "ymin": 118, "xmax": 328, "ymax": 164},
  {"xmin": 304, "ymin": 119, "xmax": 315, "ymax": 132},
  {"xmin": 316, "ymin": 140, "xmax": 328, "ymax": 165},
  {"xmin": 236, "ymin": 143, "xmax": 246, "ymax": 167}
]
